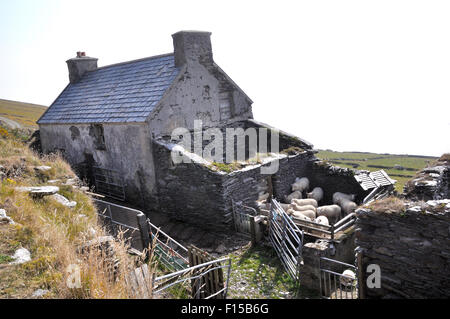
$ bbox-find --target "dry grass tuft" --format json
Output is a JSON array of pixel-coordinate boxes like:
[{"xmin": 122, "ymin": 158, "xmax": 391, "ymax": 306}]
[
  {"xmin": 438, "ymin": 153, "xmax": 450, "ymax": 162},
  {"xmin": 365, "ymin": 196, "xmax": 406, "ymax": 214}
]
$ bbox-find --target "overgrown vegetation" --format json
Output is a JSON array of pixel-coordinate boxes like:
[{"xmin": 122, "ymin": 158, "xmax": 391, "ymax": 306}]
[
  {"xmin": 364, "ymin": 196, "xmax": 406, "ymax": 214},
  {"xmin": 438, "ymin": 153, "xmax": 450, "ymax": 162},
  {"xmin": 280, "ymin": 146, "xmax": 304, "ymax": 155},
  {"xmin": 0, "ymin": 124, "xmax": 152, "ymax": 298},
  {"xmin": 226, "ymin": 244, "xmax": 318, "ymax": 299},
  {"xmin": 209, "ymin": 161, "xmax": 243, "ymax": 173}
]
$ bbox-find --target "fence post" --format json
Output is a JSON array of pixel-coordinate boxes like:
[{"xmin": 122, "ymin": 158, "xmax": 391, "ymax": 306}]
[
  {"xmin": 137, "ymin": 213, "xmax": 151, "ymax": 253},
  {"xmin": 250, "ymin": 216, "xmax": 257, "ymax": 246},
  {"xmin": 356, "ymin": 249, "xmax": 365, "ymax": 299}
]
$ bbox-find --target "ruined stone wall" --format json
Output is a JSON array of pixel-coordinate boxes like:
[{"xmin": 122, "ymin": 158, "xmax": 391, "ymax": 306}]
[
  {"xmin": 153, "ymin": 141, "xmax": 229, "ymax": 231},
  {"xmin": 39, "ymin": 123, "xmax": 158, "ymax": 210},
  {"xmin": 304, "ymin": 161, "xmax": 367, "ymax": 205},
  {"xmin": 271, "ymin": 153, "xmax": 314, "ymax": 201},
  {"xmin": 299, "ymin": 233, "xmax": 356, "ymax": 293},
  {"xmin": 355, "ymin": 206, "xmax": 450, "ymax": 298},
  {"xmin": 152, "ymin": 141, "xmax": 309, "ymax": 233},
  {"xmin": 404, "ymin": 159, "xmax": 449, "ymax": 201}
]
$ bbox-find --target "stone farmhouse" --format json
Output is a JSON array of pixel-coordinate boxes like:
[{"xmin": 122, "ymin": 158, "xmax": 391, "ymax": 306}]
[{"xmin": 38, "ymin": 31, "xmax": 367, "ymax": 232}]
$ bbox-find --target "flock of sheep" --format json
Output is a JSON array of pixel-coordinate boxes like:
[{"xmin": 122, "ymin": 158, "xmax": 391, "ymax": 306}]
[{"xmin": 279, "ymin": 177, "xmax": 358, "ymax": 227}]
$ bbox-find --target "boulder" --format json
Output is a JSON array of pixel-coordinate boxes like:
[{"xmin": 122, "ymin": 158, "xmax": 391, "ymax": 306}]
[
  {"xmin": 32, "ymin": 289, "xmax": 49, "ymax": 298},
  {"xmin": 0, "ymin": 208, "xmax": 15, "ymax": 225},
  {"xmin": 51, "ymin": 193, "xmax": 77, "ymax": 208},
  {"xmin": 10, "ymin": 248, "xmax": 31, "ymax": 264},
  {"xmin": 16, "ymin": 186, "xmax": 59, "ymax": 198}
]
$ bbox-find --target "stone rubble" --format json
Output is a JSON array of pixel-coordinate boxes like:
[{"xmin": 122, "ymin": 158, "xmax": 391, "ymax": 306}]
[
  {"xmin": 51, "ymin": 193, "xmax": 77, "ymax": 208},
  {"xmin": 16, "ymin": 186, "xmax": 60, "ymax": 198},
  {"xmin": 10, "ymin": 248, "xmax": 31, "ymax": 265},
  {"xmin": 0, "ymin": 208, "xmax": 15, "ymax": 225}
]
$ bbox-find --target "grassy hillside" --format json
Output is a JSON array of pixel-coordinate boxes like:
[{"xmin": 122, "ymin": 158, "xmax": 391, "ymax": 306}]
[
  {"xmin": 0, "ymin": 125, "xmax": 146, "ymax": 299},
  {"xmin": 0, "ymin": 99, "xmax": 47, "ymax": 128},
  {"xmin": 316, "ymin": 150, "xmax": 438, "ymax": 192}
]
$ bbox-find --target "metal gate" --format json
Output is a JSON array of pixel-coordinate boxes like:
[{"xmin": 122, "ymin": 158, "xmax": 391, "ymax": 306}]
[
  {"xmin": 269, "ymin": 199, "xmax": 304, "ymax": 281},
  {"xmin": 319, "ymin": 257, "xmax": 359, "ymax": 299},
  {"xmin": 93, "ymin": 166, "xmax": 126, "ymax": 201},
  {"xmin": 231, "ymin": 200, "xmax": 257, "ymax": 237}
]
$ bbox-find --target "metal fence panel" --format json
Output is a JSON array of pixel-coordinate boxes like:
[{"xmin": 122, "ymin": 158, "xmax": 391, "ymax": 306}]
[
  {"xmin": 93, "ymin": 166, "xmax": 126, "ymax": 201},
  {"xmin": 319, "ymin": 257, "xmax": 358, "ymax": 299},
  {"xmin": 148, "ymin": 220, "xmax": 189, "ymax": 272},
  {"xmin": 94, "ymin": 199, "xmax": 148, "ymax": 251},
  {"xmin": 269, "ymin": 199, "xmax": 304, "ymax": 281}
]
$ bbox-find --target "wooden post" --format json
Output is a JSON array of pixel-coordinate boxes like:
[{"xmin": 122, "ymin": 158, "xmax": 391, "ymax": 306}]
[
  {"xmin": 250, "ymin": 216, "xmax": 257, "ymax": 246},
  {"xmin": 356, "ymin": 250, "xmax": 365, "ymax": 299},
  {"xmin": 137, "ymin": 213, "xmax": 151, "ymax": 253}
]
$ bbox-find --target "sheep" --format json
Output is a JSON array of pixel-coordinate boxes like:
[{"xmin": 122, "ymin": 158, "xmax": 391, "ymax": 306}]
[
  {"xmin": 339, "ymin": 198, "xmax": 357, "ymax": 215},
  {"xmin": 339, "ymin": 269, "xmax": 356, "ymax": 287},
  {"xmin": 332, "ymin": 192, "xmax": 356, "ymax": 205},
  {"xmin": 291, "ymin": 211, "xmax": 313, "ymax": 221},
  {"xmin": 307, "ymin": 187, "xmax": 324, "ymax": 203},
  {"xmin": 291, "ymin": 198, "xmax": 318, "ymax": 208},
  {"xmin": 292, "ymin": 208, "xmax": 315, "ymax": 220},
  {"xmin": 291, "ymin": 177, "xmax": 309, "ymax": 192},
  {"xmin": 279, "ymin": 203, "xmax": 291, "ymax": 212},
  {"xmin": 316, "ymin": 205, "xmax": 342, "ymax": 225},
  {"xmin": 285, "ymin": 190, "xmax": 302, "ymax": 203},
  {"xmin": 314, "ymin": 215, "xmax": 329, "ymax": 226},
  {"xmin": 291, "ymin": 203, "xmax": 316, "ymax": 213}
]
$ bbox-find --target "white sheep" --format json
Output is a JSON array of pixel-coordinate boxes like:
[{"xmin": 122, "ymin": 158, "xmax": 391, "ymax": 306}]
[
  {"xmin": 292, "ymin": 177, "xmax": 309, "ymax": 192},
  {"xmin": 316, "ymin": 205, "xmax": 342, "ymax": 225},
  {"xmin": 314, "ymin": 215, "xmax": 329, "ymax": 226},
  {"xmin": 292, "ymin": 209, "xmax": 315, "ymax": 220},
  {"xmin": 291, "ymin": 198, "xmax": 318, "ymax": 208},
  {"xmin": 291, "ymin": 211, "xmax": 313, "ymax": 221},
  {"xmin": 339, "ymin": 198, "xmax": 357, "ymax": 215},
  {"xmin": 291, "ymin": 203, "xmax": 316, "ymax": 213},
  {"xmin": 307, "ymin": 187, "xmax": 324, "ymax": 203},
  {"xmin": 340, "ymin": 269, "xmax": 356, "ymax": 287},
  {"xmin": 332, "ymin": 192, "xmax": 356, "ymax": 205},
  {"xmin": 285, "ymin": 190, "xmax": 302, "ymax": 203},
  {"xmin": 279, "ymin": 203, "xmax": 291, "ymax": 212}
]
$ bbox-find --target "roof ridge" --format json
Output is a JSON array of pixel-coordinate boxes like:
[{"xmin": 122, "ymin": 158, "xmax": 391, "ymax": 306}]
[{"xmin": 95, "ymin": 52, "xmax": 174, "ymax": 71}]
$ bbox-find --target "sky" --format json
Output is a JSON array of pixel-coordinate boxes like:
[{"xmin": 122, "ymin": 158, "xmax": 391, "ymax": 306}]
[{"xmin": 0, "ymin": 0, "xmax": 449, "ymax": 156}]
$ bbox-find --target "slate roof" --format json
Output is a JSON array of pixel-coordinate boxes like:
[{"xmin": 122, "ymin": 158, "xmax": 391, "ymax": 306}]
[{"xmin": 38, "ymin": 54, "xmax": 180, "ymax": 124}]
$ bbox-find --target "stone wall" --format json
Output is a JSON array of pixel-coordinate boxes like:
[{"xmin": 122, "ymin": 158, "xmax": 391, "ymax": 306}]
[
  {"xmin": 404, "ymin": 158, "xmax": 449, "ymax": 201},
  {"xmin": 152, "ymin": 140, "xmax": 316, "ymax": 233},
  {"xmin": 355, "ymin": 203, "xmax": 450, "ymax": 298},
  {"xmin": 299, "ymin": 232, "xmax": 356, "ymax": 294},
  {"xmin": 304, "ymin": 161, "xmax": 368, "ymax": 205},
  {"xmin": 152, "ymin": 140, "xmax": 273, "ymax": 232},
  {"xmin": 271, "ymin": 152, "xmax": 315, "ymax": 201}
]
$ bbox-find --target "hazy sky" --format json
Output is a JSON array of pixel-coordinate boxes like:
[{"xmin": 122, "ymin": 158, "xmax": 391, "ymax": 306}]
[{"xmin": 0, "ymin": 0, "xmax": 449, "ymax": 156}]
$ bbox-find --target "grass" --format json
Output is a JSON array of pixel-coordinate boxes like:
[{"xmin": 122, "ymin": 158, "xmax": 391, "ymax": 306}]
[
  {"xmin": 316, "ymin": 150, "xmax": 437, "ymax": 192},
  {"xmin": 439, "ymin": 153, "xmax": 450, "ymax": 162},
  {"xmin": 226, "ymin": 244, "xmax": 318, "ymax": 299},
  {"xmin": 280, "ymin": 146, "xmax": 304, "ymax": 155},
  {"xmin": 0, "ymin": 124, "xmax": 153, "ymax": 299},
  {"xmin": 0, "ymin": 99, "xmax": 47, "ymax": 129},
  {"xmin": 364, "ymin": 196, "xmax": 406, "ymax": 214},
  {"xmin": 209, "ymin": 161, "xmax": 243, "ymax": 173}
]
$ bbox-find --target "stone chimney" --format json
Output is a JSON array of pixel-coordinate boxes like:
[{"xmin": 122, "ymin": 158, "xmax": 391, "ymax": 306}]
[
  {"xmin": 172, "ymin": 31, "xmax": 213, "ymax": 68},
  {"xmin": 66, "ymin": 52, "xmax": 98, "ymax": 83}
]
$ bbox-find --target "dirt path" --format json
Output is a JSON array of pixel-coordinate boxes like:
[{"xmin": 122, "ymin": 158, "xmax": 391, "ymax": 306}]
[{"xmin": 0, "ymin": 117, "xmax": 21, "ymax": 129}]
